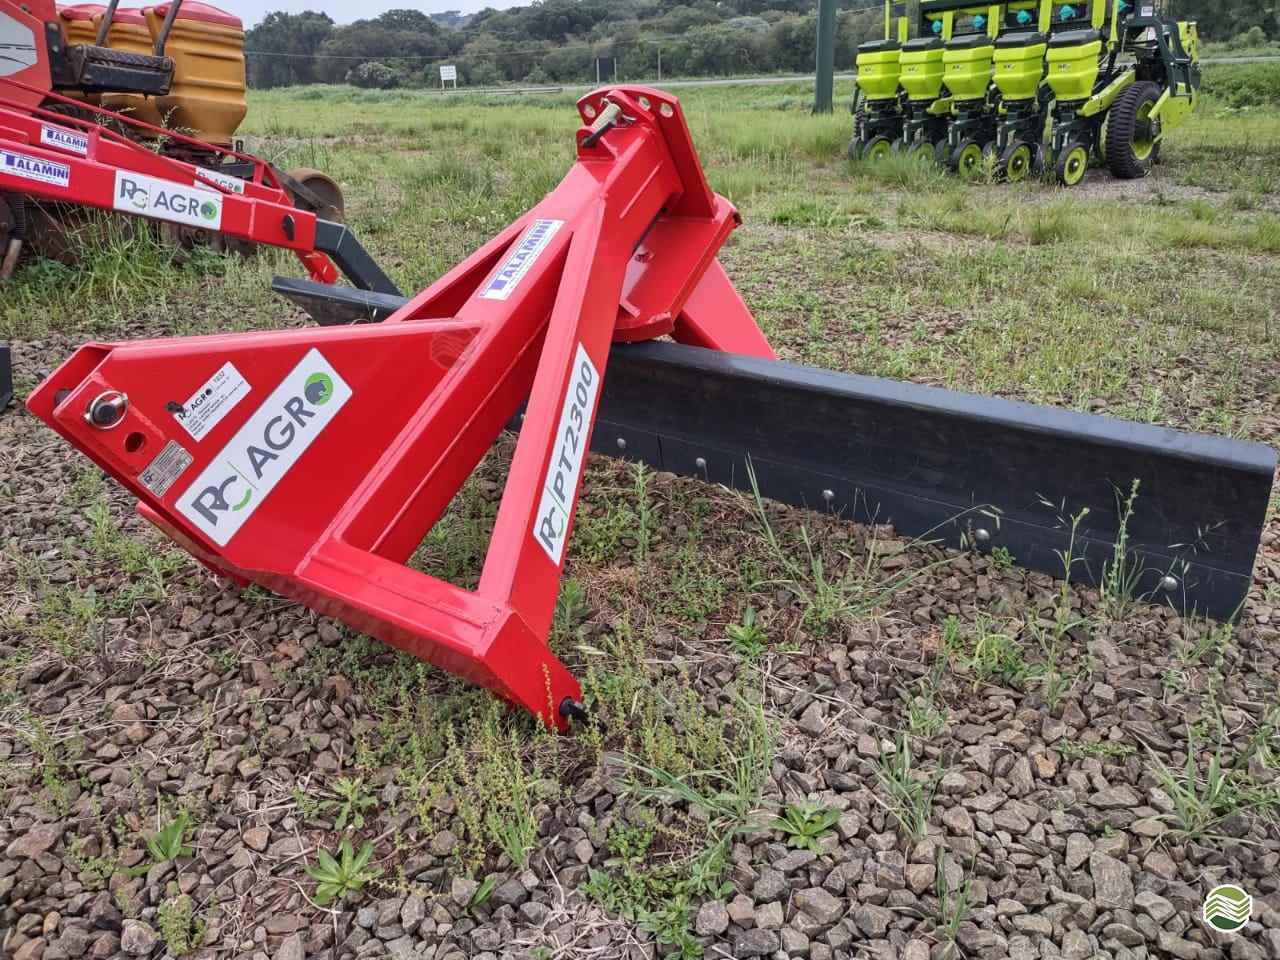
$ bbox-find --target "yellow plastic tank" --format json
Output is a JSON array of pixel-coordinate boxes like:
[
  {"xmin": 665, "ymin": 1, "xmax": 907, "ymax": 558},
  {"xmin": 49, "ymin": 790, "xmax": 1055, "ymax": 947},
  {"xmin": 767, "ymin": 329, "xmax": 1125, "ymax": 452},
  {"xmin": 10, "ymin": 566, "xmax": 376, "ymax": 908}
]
[
  {"xmin": 993, "ymin": 32, "xmax": 1047, "ymax": 102},
  {"xmin": 855, "ymin": 40, "xmax": 903, "ymax": 101},
  {"xmin": 942, "ymin": 34, "xmax": 995, "ymax": 101},
  {"xmin": 59, "ymin": 4, "xmax": 106, "ymax": 45},
  {"xmin": 145, "ymin": 2, "xmax": 247, "ymax": 146},
  {"xmin": 97, "ymin": 8, "xmax": 165, "ymax": 126},
  {"xmin": 1045, "ymin": 31, "xmax": 1102, "ymax": 102},
  {"xmin": 899, "ymin": 38, "xmax": 946, "ymax": 102}
]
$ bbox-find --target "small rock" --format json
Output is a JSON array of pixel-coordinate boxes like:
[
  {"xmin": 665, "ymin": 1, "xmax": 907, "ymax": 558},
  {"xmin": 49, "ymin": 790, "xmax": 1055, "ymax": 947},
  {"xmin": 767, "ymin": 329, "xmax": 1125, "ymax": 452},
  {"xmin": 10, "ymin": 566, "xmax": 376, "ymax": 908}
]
[
  {"xmin": 1061, "ymin": 929, "xmax": 1091, "ymax": 960},
  {"xmin": 798, "ymin": 701, "xmax": 826, "ymax": 737},
  {"xmin": 450, "ymin": 877, "xmax": 479, "ymax": 906},
  {"xmin": 1065, "ymin": 833, "xmax": 1091, "ymax": 870},
  {"xmin": 1134, "ymin": 890, "xmax": 1175, "ymax": 923},
  {"xmin": 851, "ymin": 904, "xmax": 892, "ymax": 938},
  {"xmin": 1090, "ymin": 852, "xmax": 1134, "ymax": 909},
  {"xmin": 518, "ymin": 901, "xmax": 549, "ymax": 926},
  {"xmin": 274, "ymin": 934, "xmax": 304, "ymax": 960},
  {"xmin": 905, "ymin": 863, "xmax": 935, "ymax": 894},
  {"xmin": 431, "ymin": 830, "xmax": 458, "ymax": 857},
  {"xmin": 727, "ymin": 894, "xmax": 756, "ymax": 928},
  {"xmin": 735, "ymin": 929, "xmax": 780, "ymax": 957},
  {"xmin": 242, "ymin": 827, "xmax": 270, "ymax": 852},
  {"xmin": 120, "ymin": 920, "xmax": 157, "ymax": 956},
  {"xmin": 780, "ymin": 926, "xmax": 809, "ymax": 957},
  {"xmin": 401, "ymin": 896, "xmax": 426, "ymax": 932},
  {"xmin": 1091, "ymin": 785, "xmax": 1140, "ymax": 809},
  {"xmin": 755, "ymin": 901, "xmax": 784, "ymax": 930},
  {"xmin": 490, "ymin": 878, "xmax": 528, "ymax": 908},
  {"xmin": 942, "ymin": 807, "xmax": 974, "ymax": 836},
  {"xmin": 794, "ymin": 888, "xmax": 844, "ymax": 927},
  {"xmin": 696, "ymin": 901, "xmax": 730, "ymax": 937},
  {"xmin": 6, "ymin": 823, "xmax": 63, "ymax": 859},
  {"xmin": 754, "ymin": 868, "xmax": 786, "ymax": 901}
]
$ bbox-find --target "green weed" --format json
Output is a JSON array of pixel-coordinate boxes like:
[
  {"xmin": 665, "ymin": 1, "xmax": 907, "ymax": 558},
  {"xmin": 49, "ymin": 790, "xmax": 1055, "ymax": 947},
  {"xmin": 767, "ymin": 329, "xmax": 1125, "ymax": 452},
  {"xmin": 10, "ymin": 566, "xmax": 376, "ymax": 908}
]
[
  {"xmin": 771, "ymin": 802, "xmax": 841, "ymax": 854},
  {"xmin": 308, "ymin": 839, "xmax": 381, "ymax": 906}
]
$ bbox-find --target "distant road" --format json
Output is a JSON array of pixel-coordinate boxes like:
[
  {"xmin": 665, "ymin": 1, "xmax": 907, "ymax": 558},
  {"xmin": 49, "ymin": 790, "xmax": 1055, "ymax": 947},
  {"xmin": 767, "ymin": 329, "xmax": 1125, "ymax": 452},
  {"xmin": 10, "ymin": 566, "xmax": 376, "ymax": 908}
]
[{"xmin": 448, "ymin": 57, "xmax": 1279, "ymax": 98}]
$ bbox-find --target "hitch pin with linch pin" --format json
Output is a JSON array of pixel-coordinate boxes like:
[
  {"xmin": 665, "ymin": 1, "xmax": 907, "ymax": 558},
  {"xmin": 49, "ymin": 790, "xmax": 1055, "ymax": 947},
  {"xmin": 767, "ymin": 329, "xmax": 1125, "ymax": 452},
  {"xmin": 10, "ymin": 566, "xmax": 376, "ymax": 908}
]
[{"xmin": 582, "ymin": 101, "xmax": 624, "ymax": 148}]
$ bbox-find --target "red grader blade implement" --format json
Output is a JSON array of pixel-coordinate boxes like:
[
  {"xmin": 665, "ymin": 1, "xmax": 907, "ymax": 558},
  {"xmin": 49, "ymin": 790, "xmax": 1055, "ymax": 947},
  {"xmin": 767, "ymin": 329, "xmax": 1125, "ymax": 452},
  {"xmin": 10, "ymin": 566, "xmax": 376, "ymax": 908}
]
[
  {"xmin": 28, "ymin": 87, "xmax": 1277, "ymax": 726},
  {"xmin": 28, "ymin": 87, "xmax": 774, "ymax": 728}
]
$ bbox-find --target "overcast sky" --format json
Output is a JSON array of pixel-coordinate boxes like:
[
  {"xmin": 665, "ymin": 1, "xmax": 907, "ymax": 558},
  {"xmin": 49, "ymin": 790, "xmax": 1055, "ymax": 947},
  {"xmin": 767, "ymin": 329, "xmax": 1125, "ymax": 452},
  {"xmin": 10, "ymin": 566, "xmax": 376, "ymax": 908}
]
[{"xmin": 218, "ymin": 1, "xmax": 524, "ymax": 29}]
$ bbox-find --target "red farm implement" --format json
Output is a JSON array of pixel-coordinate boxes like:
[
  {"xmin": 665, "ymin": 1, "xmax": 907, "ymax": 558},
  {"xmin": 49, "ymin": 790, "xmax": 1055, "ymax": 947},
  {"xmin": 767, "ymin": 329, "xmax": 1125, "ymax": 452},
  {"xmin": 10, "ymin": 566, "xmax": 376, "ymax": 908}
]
[
  {"xmin": 28, "ymin": 87, "xmax": 775, "ymax": 728},
  {"xmin": 1, "ymin": 0, "xmax": 400, "ymax": 407},
  {"xmin": 27, "ymin": 87, "xmax": 1278, "ymax": 727}
]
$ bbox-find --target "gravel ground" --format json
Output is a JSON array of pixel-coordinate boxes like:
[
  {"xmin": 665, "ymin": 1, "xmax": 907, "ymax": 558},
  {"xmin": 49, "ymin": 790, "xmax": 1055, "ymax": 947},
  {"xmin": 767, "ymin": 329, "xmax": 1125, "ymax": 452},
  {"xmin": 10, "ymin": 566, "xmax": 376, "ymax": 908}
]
[{"xmin": 2, "ymin": 311, "xmax": 1279, "ymax": 960}]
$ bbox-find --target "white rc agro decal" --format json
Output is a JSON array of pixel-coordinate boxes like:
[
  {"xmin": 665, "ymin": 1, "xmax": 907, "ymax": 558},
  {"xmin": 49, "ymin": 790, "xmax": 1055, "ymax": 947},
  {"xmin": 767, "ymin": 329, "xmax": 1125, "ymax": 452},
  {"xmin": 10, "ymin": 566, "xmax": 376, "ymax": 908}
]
[
  {"xmin": 533, "ymin": 343, "xmax": 600, "ymax": 565},
  {"xmin": 195, "ymin": 167, "xmax": 247, "ymax": 195},
  {"xmin": 176, "ymin": 349, "xmax": 352, "ymax": 547},
  {"xmin": 113, "ymin": 170, "xmax": 224, "ymax": 230},
  {"xmin": 0, "ymin": 149, "xmax": 70, "ymax": 189},
  {"xmin": 480, "ymin": 219, "xmax": 564, "ymax": 301},
  {"xmin": 40, "ymin": 124, "xmax": 89, "ymax": 156},
  {"xmin": 173, "ymin": 361, "xmax": 252, "ymax": 442}
]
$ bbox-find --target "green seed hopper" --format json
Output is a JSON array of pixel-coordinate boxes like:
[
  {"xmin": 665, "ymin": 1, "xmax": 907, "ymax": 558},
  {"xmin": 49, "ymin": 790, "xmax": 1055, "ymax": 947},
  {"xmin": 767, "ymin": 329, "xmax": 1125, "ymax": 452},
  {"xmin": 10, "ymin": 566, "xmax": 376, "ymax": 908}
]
[{"xmin": 848, "ymin": 0, "xmax": 1201, "ymax": 185}]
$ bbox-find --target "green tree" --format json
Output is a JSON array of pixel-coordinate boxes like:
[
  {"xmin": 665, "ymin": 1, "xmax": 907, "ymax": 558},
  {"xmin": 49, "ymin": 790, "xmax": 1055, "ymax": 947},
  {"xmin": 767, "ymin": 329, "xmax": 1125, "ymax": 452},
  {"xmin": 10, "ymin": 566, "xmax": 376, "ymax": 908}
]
[{"xmin": 245, "ymin": 11, "xmax": 334, "ymax": 89}]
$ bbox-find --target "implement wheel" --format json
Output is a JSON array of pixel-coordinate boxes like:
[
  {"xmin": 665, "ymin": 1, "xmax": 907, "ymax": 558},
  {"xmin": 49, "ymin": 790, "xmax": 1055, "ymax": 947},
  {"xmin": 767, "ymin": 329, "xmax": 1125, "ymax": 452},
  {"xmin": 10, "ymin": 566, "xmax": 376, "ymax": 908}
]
[
  {"xmin": 1001, "ymin": 141, "xmax": 1035, "ymax": 182},
  {"xmin": 284, "ymin": 167, "xmax": 346, "ymax": 223},
  {"xmin": 907, "ymin": 139, "xmax": 938, "ymax": 166},
  {"xmin": 1055, "ymin": 142, "xmax": 1089, "ymax": 187},
  {"xmin": 1106, "ymin": 81, "xmax": 1162, "ymax": 180},
  {"xmin": 952, "ymin": 139, "xmax": 984, "ymax": 178},
  {"xmin": 864, "ymin": 136, "xmax": 894, "ymax": 163}
]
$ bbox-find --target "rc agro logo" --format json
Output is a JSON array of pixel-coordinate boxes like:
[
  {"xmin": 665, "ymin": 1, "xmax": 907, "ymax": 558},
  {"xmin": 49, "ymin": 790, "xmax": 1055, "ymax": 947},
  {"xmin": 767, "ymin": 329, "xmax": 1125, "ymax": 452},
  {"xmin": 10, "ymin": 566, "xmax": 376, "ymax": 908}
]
[
  {"xmin": 176, "ymin": 350, "xmax": 352, "ymax": 547},
  {"xmin": 1203, "ymin": 885, "xmax": 1253, "ymax": 933},
  {"xmin": 113, "ymin": 170, "xmax": 224, "ymax": 230}
]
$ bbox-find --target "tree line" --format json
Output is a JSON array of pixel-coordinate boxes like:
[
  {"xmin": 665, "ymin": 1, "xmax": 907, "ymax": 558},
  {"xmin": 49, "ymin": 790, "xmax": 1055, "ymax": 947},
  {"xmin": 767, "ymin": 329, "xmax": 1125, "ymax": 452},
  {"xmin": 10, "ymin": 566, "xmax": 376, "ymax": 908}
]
[{"xmin": 244, "ymin": 1, "xmax": 1279, "ymax": 90}]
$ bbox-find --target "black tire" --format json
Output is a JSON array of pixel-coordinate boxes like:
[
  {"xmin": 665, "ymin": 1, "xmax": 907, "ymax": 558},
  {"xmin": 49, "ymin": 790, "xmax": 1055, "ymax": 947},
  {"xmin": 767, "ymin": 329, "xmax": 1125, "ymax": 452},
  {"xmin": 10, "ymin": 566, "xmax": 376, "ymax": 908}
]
[
  {"xmin": 847, "ymin": 137, "xmax": 864, "ymax": 161},
  {"xmin": 1106, "ymin": 81, "xmax": 1163, "ymax": 180}
]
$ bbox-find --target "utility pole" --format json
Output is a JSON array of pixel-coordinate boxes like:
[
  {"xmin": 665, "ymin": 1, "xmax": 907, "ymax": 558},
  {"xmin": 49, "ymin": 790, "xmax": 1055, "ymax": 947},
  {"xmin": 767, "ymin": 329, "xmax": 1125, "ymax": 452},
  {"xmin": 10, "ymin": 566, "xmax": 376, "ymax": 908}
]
[{"xmin": 814, "ymin": 0, "xmax": 838, "ymax": 114}]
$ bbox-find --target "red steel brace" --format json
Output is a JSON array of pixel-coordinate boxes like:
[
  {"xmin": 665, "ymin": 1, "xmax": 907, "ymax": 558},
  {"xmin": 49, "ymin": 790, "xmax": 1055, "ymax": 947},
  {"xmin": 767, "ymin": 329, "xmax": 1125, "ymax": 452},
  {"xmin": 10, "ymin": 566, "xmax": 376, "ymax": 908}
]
[
  {"xmin": 28, "ymin": 87, "xmax": 775, "ymax": 728},
  {"xmin": 0, "ymin": 83, "xmax": 339, "ymax": 284}
]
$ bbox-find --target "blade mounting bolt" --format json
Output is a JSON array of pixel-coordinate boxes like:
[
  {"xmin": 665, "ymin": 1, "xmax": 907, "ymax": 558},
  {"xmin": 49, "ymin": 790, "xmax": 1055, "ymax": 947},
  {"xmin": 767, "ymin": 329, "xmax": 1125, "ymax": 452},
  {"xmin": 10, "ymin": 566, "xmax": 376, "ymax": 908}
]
[
  {"xmin": 616, "ymin": 438, "xmax": 627, "ymax": 451},
  {"xmin": 975, "ymin": 528, "xmax": 992, "ymax": 544},
  {"xmin": 1160, "ymin": 575, "xmax": 1180, "ymax": 592},
  {"xmin": 822, "ymin": 489, "xmax": 835, "ymax": 503}
]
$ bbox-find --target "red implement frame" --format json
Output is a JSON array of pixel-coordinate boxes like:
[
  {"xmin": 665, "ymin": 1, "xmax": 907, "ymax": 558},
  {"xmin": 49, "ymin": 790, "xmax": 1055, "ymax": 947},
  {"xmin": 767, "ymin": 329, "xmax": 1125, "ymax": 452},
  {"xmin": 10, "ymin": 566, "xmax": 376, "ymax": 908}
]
[
  {"xmin": 0, "ymin": 80, "xmax": 340, "ymax": 284},
  {"xmin": 28, "ymin": 87, "xmax": 775, "ymax": 728}
]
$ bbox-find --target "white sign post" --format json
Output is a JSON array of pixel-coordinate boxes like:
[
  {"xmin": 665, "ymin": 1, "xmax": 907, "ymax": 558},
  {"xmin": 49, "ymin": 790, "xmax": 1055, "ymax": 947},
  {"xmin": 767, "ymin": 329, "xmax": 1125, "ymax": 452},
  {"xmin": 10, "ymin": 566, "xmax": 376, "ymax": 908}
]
[{"xmin": 440, "ymin": 64, "xmax": 458, "ymax": 90}]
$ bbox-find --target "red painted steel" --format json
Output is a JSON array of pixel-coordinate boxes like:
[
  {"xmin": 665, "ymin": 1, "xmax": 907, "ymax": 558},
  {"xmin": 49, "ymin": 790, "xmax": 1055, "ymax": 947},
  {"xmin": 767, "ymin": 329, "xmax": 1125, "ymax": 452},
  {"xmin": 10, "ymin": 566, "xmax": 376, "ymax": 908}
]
[
  {"xmin": 0, "ymin": 82, "xmax": 340, "ymax": 282},
  {"xmin": 1, "ymin": 2, "xmax": 55, "ymax": 109},
  {"xmin": 28, "ymin": 87, "xmax": 775, "ymax": 728}
]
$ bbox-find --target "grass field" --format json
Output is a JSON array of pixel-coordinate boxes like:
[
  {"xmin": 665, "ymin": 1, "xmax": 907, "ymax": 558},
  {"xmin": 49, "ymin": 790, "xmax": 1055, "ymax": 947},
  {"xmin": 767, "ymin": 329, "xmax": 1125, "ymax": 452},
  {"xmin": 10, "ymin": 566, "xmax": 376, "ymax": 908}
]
[{"xmin": 1, "ymin": 75, "xmax": 1279, "ymax": 960}]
